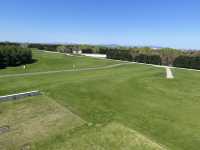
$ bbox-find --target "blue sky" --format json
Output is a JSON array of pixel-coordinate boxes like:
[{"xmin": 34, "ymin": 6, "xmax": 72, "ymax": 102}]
[{"xmin": 0, "ymin": 0, "xmax": 199, "ymax": 49}]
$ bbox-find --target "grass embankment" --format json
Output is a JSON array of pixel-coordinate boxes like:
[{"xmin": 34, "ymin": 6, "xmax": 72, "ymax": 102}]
[
  {"xmin": 0, "ymin": 96, "xmax": 85, "ymax": 150},
  {"xmin": 0, "ymin": 50, "xmax": 200, "ymax": 150},
  {"xmin": 0, "ymin": 50, "xmax": 118, "ymax": 75}
]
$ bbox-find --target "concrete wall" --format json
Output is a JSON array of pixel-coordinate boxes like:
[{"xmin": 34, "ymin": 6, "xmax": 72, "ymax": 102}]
[
  {"xmin": 81, "ymin": 53, "xmax": 106, "ymax": 58},
  {"xmin": 0, "ymin": 91, "xmax": 41, "ymax": 102}
]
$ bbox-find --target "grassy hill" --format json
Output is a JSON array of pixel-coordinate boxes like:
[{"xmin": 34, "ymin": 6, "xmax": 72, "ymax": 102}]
[
  {"xmin": 0, "ymin": 50, "xmax": 200, "ymax": 150},
  {"xmin": 0, "ymin": 50, "xmax": 118, "ymax": 75}
]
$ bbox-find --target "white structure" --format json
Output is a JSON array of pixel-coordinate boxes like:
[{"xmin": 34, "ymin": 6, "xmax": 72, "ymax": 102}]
[
  {"xmin": 81, "ymin": 53, "xmax": 106, "ymax": 58},
  {"xmin": 166, "ymin": 67, "xmax": 174, "ymax": 79},
  {"xmin": 72, "ymin": 50, "xmax": 82, "ymax": 54}
]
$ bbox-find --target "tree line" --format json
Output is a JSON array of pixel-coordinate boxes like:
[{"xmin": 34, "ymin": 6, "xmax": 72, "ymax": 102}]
[
  {"xmin": 0, "ymin": 45, "xmax": 32, "ymax": 69},
  {"xmin": 107, "ymin": 47, "xmax": 200, "ymax": 69},
  {"xmin": 27, "ymin": 43, "xmax": 110, "ymax": 54},
  {"xmin": 0, "ymin": 42, "xmax": 200, "ymax": 70},
  {"xmin": 107, "ymin": 48, "xmax": 162, "ymax": 65}
]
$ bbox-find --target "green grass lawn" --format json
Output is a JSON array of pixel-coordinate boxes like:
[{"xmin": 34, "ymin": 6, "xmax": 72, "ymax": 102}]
[
  {"xmin": 0, "ymin": 50, "xmax": 200, "ymax": 150},
  {"xmin": 0, "ymin": 50, "xmax": 118, "ymax": 75},
  {"xmin": 0, "ymin": 96, "xmax": 85, "ymax": 150}
]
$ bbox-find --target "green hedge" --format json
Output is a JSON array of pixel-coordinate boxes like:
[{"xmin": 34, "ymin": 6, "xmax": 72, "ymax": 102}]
[
  {"xmin": 82, "ymin": 48, "xmax": 94, "ymax": 54},
  {"xmin": 0, "ymin": 46, "xmax": 32, "ymax": 68},
  {"xmin": 135, "ymin": 54, "xmax": 161, "ymax": 65},
  {"xmin": 0, "ymin": 50, "xmax": 7, "ymax": 68},
  {"xmin": 173, "ymin": 55, "xmax": 200, "ymax": 70},
  {"xmin": 107, "ymin": 49, "xmax": 133, "ymax": 61},
  {"xmin": 107, "ymin": 49, "xmax": 161, "ymax": 65}
]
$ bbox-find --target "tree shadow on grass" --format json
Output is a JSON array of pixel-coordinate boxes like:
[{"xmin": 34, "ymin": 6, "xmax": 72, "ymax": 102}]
[
  {"xmin": 0, "ymin": 59, "xmax": 38, "ymax": 69},
  {"xmin": 26, "ymin": 59, "xmax": 38, "ymax": 65}
]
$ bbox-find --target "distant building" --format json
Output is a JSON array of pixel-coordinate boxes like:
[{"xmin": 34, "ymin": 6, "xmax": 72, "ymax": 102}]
[
  {"xmin": 72, "ymin": 49, "xmax": 82, "ymax": 54},
  {"xmin": 152, "ymin": 47, "xmax": 160, "ymax": 50}
]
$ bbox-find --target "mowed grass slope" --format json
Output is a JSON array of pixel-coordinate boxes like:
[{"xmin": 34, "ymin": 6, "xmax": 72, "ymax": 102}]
[
  {"xmin": 0, "ymin": 96, "xmax": 85, "ymax": 150},
  {"xmin": 0, "ymin": 50, "xmax": 200, "ymax": 150},
  {"xmin": 0, "ymin": 50, "xmax": 118, "ymax": 75},
  {"xmin": 35, "ymin": 122, "xmax": 166, "ymax": 150},
  {"xmin": 0, "ymin": 96, "xmax": 166, "ymax": 150}
]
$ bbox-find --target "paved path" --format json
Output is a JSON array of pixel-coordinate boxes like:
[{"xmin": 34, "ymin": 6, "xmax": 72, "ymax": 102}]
[{"xmin": 166, "ymin": 67, "xmax": 174, "ymax": 79}]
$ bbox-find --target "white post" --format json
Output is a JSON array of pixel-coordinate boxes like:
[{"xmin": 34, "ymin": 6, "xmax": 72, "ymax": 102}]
[{"xmin": 166, "ymin": 67, "xmax": 174, "ymax": 79}]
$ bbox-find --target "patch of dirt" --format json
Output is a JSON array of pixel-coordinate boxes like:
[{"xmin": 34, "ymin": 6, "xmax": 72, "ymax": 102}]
[{"xmin": 0, "ymin": 125, "xmax": 10, "ymax": 135}]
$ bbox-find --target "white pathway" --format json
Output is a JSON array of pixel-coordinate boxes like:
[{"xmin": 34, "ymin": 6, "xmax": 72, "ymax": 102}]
[
  {"xmin": 81, "ymin": 53, "xmax": 106, "ymax": 58},
  {"xmin": 166, "ymin": 67, "xmax": 174, "ymax": 79}
]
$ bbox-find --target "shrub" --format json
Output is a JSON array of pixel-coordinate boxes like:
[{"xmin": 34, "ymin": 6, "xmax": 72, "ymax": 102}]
[
  {"xmin": 174, "ymin": 55, "xmax": 200, "ymax": 69},
  {"xmin": 159, "ymin": 48, "xmax": 181, "ymax": 66},
  {"xmin": 99, "ymin": 48, "xmax": 109, "ymax": 54},
  {"xmin": 0, "ymin": 45, "xmax": 32, "ymax": 68},
  {"xmin": 82, "ymin": 48, "xmax": 94, "ymax": 53},
  {"xmin": 135, "ymin": 54, "xmax": 161, "ymax": 65},
  {"xmin": 107, "ymin": 49, "xmax": 132, "ymax": 61},
  {"xmin": 56, "ymin": 45, "xmax": 67, "ymax": 53},
  {"xmin": 0, "ymin": 49, "xmax": 7, "ymax": 68},
  {"xmin": 107, "ymin": 49, "xmax": 161, "ymax": 65}
]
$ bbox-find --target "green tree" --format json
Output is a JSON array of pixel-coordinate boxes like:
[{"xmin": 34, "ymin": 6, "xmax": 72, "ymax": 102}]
[
  {"xmin": 0, "ymin": 48, "xmax": 7, "ymax": 68},
  {"xmin": 160, "ymin": 48, "xmax": 180, "ymax": 66},
  {"xmin": 56, "ymin": 45, "xmax": 66, "ymax": 53}
]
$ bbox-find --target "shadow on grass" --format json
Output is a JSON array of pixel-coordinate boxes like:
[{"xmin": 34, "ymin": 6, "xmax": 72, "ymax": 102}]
[
  {"xmin": 26, "ymin": 59, "xmax": 38, "ymax": 65},
  {"xmin": 0, "ymin": 59, "xmax": 38, "ymax": 69}
]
